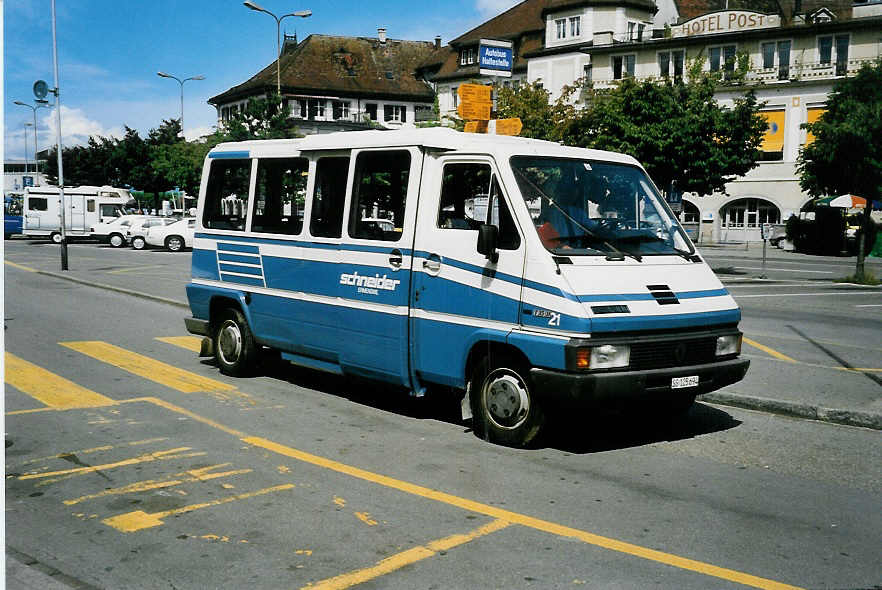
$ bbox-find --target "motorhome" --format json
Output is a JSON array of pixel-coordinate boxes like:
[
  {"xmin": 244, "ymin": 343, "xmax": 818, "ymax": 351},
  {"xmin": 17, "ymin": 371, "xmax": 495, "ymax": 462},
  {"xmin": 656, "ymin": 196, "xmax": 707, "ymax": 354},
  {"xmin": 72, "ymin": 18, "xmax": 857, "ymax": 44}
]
[
  {"xmin": 22, "ymin": 185, "xmax": 133, "ymax": 242},
  {"xmin": 184, "ymin": 129, "xmax": 749, "ymax": 446}
]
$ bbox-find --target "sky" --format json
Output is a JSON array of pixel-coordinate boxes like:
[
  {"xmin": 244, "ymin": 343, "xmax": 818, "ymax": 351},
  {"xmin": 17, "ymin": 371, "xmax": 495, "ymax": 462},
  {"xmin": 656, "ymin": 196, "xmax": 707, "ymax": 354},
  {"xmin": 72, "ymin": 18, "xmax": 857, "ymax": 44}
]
[{"xmin": 3, "ymin": 0, "xmax": 520, "ymax": 162}]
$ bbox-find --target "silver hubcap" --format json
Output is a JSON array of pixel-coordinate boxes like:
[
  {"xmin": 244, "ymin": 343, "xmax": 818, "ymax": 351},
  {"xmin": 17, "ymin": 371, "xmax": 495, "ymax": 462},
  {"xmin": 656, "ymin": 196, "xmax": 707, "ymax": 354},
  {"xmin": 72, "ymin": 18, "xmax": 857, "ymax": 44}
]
[
  {"xmin": 169, "ymin": 238, "xmax": 181, "ymax": 251},
  {"xmin": 483, "ymin": 369, "xmax": 530, "ymax": 430},
  {"xmin": 110, "ymin": 235, "xmax": 122, "ymax": 246},
  {"xmin": 217, "ymin": 320, "xmax": 242, "ymax": 366},
  {"xmin": 52, "ymin": 234, "xmax": 62, "ymax": 243},
  {"xmin": 133, "ymin": 238, "xmax": 143, "ymax": 249}
]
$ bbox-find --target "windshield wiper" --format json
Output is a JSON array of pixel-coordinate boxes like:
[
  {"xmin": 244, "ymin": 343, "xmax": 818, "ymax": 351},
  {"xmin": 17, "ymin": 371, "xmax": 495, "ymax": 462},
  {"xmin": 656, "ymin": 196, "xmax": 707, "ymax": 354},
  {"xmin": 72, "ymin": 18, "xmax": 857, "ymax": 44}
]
[{"xmin": 513, "ymin": 168, "xmax": 640, "ymax": 263}]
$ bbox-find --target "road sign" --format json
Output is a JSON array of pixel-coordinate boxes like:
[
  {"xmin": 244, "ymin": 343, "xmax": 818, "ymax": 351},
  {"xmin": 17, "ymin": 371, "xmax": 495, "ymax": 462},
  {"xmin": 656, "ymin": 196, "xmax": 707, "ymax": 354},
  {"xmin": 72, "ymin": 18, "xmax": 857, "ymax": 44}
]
[
  {"xmin": 493, "ymin": 118, "xmax": 522, "ymax": 136},
  {"xmin": 464, "ymin": 120, "xmax": 488, "ymax": 134},
  {"xmin": 479, "ymin": 38, "xmax": 513, "ymax": 78},
  {"xmin": 458, "ymin": 102, "xmax": 492, "ymax": 121},
  {"xmin": 458, "ymin": 84, "xmax": 491, "ymax": 103}
]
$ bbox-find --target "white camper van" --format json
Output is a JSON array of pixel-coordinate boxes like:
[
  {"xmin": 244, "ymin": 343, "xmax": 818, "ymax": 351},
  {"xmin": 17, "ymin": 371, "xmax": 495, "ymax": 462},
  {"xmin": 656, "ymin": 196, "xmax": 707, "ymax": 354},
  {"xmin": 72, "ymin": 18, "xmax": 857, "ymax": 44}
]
[
  {"xmin": 184, "ymin": 129, "xmax": 749, "ymax": 447},
  {"xmin": 22, "ymin": 185, "xmax": 133, "ymax": 242}
]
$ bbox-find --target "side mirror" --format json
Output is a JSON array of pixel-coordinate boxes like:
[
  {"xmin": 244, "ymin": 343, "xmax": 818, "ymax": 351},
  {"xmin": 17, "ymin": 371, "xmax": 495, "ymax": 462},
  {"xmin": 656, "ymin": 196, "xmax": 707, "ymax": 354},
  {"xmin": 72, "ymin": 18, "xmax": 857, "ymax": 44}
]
[{"xmin": 477, "ymin": 223, "xmax": 499, "ymax": 263}]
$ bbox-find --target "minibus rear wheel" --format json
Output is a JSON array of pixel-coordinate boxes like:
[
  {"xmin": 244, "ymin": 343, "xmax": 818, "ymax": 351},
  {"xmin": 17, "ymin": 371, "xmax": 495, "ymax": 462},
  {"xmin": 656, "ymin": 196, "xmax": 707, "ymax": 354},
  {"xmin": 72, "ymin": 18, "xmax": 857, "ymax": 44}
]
[
  {"xmin": 471, "ymin": 354, "xmax": 545, "ymax": 448},
  {"xmin": 213, "ymin": 307, "xmax": 257, "ymax": 377}
]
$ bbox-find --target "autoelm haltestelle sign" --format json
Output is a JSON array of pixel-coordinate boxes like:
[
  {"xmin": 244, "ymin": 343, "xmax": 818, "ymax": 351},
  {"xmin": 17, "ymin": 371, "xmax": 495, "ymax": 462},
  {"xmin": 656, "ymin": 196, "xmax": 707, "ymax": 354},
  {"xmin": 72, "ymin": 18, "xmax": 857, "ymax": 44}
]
[
  {"xmin": 672, "ymin": 10, "xmax": 780, "ymax": 38},
  {"xmin": 479, "ymin": 38, "xmax": 513, "ymax": 77}
]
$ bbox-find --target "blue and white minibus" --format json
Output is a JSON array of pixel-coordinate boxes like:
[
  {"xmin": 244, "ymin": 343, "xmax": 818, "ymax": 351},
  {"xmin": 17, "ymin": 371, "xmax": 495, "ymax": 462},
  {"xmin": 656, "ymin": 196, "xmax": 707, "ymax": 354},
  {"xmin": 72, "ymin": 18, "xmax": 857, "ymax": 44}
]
[{"xmin": 185, "ymin": 128, "xmax": 748, "ymax": 446}]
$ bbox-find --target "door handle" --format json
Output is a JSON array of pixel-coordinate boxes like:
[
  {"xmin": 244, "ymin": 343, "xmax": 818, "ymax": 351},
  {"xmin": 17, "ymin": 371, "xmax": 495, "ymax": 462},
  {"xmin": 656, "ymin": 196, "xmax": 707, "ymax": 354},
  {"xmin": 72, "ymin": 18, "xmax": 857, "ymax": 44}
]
[
  {"xmin": 389, "ymin": 249, "xmax": 403, "ymax": 269},
  {"xmin": 422, "ymin": 253, "xmax": 442, "ymax": 275}
]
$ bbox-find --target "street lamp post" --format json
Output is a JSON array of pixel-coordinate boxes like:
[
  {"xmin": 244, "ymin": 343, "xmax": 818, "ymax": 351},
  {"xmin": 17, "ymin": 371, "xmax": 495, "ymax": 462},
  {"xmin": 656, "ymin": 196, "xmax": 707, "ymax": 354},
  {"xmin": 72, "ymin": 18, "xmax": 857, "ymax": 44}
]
[
  {"xmin": 23, "ymin": 123, "xmax": 33, "ymax": 176},
  {"xmin": 13, "ymin": 100, "xmax": 47, "ymax": 177},
  {"xmin": 243, "ymin": 1, "xmax": 311, "ymax": 96},
  {"xmin": 156, "ymin": 72, "xmax": 205, "ymax": 138}
]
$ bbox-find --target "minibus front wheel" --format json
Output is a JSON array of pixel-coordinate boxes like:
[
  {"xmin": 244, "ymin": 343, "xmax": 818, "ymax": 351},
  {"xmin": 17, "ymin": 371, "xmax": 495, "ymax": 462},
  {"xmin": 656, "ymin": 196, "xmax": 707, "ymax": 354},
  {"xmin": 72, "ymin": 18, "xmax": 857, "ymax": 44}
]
[
  {"xmin": 471, "ymin": 354, "xmax": 545, "ymax": 448},
  {"xmin": 213, "ymin": 307, "xmax": 257, "ymax": 377}
]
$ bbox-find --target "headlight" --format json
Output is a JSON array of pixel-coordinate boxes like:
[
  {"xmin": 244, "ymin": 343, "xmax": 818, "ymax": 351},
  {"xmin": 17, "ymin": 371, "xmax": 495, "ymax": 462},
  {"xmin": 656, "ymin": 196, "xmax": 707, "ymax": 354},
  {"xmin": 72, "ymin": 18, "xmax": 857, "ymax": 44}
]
[
  {"xmin": 716, "ymin": 334, "xmax": 741, "ymax": 356},
  {"xmin": 573, "ymin": 344, "xmax": 630, "ymax": 370}
]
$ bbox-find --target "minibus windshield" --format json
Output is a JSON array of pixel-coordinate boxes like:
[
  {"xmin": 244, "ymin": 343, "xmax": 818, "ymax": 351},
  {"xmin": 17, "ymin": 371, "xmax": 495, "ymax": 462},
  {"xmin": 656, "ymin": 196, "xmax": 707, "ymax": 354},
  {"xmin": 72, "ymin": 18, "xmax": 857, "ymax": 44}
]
[{"xmin": 510, "ymin": 156, "xmax": 694, "ymax": 258}]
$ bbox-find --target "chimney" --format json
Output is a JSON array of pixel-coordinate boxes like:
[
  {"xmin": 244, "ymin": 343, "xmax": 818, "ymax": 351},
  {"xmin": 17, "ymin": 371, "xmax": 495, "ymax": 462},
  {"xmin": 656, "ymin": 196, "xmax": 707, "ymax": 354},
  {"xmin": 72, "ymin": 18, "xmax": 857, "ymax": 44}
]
[
  {"xmin": 434, "ymin": 36, "xmax": 441, "ymax": 50},
  {"xmin": 378, "ymin": 27, "xmax": 387, "ymax": 44}
]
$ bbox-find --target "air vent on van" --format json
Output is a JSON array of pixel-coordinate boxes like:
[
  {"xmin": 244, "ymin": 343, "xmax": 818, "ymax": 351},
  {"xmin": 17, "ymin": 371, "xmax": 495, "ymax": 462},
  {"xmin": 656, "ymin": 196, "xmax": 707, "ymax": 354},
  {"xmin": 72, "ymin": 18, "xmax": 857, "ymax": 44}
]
[
  {"xmin": 591, "ymin": 305, "xmax": 630, "ymax": 314},
  {"xmin": 647, "ymin": 284, "xmax": 679, "ymax": 305}
]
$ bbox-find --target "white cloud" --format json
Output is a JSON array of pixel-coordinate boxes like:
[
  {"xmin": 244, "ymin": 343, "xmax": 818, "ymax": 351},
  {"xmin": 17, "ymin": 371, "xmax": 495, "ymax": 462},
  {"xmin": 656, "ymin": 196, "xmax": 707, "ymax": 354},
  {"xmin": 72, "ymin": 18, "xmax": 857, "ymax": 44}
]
[
  {"xmin": 41, "ymin": 106, "xmax": 125, "ymax": 148},
  {"xmin": 475, "ymin": 0, "xmax": 521, "ymax": 17}
]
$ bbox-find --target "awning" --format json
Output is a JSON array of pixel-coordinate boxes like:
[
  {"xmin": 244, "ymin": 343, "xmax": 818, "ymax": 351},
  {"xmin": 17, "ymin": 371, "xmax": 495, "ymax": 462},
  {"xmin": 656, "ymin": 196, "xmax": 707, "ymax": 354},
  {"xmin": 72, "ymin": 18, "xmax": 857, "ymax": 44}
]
[{"xmin": 814, "ymin": 194, "xmax": 866, "ymax": 208}]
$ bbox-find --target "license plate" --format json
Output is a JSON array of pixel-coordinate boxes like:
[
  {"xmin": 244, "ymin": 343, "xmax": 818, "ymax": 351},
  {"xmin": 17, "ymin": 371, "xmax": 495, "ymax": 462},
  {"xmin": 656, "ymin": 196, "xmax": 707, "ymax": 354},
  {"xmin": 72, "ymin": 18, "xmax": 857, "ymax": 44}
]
[{"xmin": 671, "ymin": 375, "xmax": 699, "ymax": 389}]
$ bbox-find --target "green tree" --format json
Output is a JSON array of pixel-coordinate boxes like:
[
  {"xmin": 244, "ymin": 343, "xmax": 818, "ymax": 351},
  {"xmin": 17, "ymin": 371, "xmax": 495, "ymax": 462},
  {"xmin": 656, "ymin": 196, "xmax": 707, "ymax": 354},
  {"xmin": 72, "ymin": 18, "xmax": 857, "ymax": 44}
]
[
  {"xmin": 150, "ymin": 140, "xmax": 214, "ymax": 195},
  {"xmin": 222, "ymin": 93, "xmax": 299, "ymax": 140},
  {"xmin": 495, "ymin": 81, "xmax": 559, "ymax": 141},
  {"xmin": 797, "ymin": 60, "xmax": 882, "ymax": 279},
  {"xmin": 560, "ymin": 76, "xmax": 766, "ymax": 198}
]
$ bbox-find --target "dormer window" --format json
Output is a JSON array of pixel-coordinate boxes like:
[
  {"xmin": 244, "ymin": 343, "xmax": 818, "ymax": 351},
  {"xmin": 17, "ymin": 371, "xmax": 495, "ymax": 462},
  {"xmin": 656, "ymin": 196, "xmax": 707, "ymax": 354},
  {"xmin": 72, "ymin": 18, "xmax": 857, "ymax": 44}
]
[
  {"xmin": 570, "ymin": 16, "xmax": 581, "ymax": 37},
  {"xmin": 459, "ymin": 47, "xmax": 476, "ymax": 66},
  {"xmin": 556, "ymin": 18, "xmax": 567, "ymax": 40},
  {"xmin": 554, "ymin": 16, "xmax": 581, "ymax": 41}
]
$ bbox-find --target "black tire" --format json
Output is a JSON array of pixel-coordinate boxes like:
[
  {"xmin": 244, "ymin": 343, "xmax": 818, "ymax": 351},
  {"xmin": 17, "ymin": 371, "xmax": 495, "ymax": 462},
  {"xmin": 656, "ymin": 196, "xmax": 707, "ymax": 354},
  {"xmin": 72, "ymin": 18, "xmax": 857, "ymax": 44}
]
[
  {"xmin": 108, "ymin": 233, "xmax": 125, "ymax": 248},
  {"xmin": 50, "ymin": 232, "xmax": 62, "ymax": 244},
  {"xmin": 131, "ymin": 236, "xmax": 146, "ymax": 250},
  {"xmin": 213, "ymin": 307, "xmax": 257, "ymax": 377},
  {"xmin": 470, "ymin": 353, "xmax": 545, "ymax": 447},
  {"xmin": 165, "ymin": 235, "xmax": 184, "ymax": 252}
]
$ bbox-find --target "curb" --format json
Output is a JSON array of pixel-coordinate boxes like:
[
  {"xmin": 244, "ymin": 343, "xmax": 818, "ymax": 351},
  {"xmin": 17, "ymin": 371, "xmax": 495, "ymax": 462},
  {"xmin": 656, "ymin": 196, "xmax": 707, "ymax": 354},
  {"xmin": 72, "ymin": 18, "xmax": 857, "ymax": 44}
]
[
  {"xmin": 699, "ymin": 391, "xmax": 882, "ymax": 431},
  {"xmin": 25, "ymin": 264, "xmax": 882, "ymax": 432}
]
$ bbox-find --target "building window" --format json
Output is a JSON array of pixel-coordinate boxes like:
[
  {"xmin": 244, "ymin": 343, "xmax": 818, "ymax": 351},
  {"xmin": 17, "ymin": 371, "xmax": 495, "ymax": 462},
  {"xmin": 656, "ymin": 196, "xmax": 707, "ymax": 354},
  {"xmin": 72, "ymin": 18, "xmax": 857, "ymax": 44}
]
[
  {"xmin": 709, "ymin": 45, "xmax": 737, "ymax": 73},
  {"xmin": 556, "ymin": 19, "xmax": 567, "ymax": 40},
  {"xmin": 383, "ymin": 104, "xmax": 407, "ymax": 123},
  {"xmin": 570, "ymin": 16, "xmax": 581, "ymax": 38},
  {"xmin": 818, "ymin": 35, "xmax": 849, "ymax": 75},
  {"xmin": 582, "ymin": 63, "xmax": 592, "ymax": 83},
  {"xmin": 612, "ymin": 55, "xmax": 636, "ymax": 79},
  {"xmin": 460, "ymin": 47, "xmax": 476, "ymax": 65},
  {"xmin": 760, "ymin": 110, "xmax": 786, "ymax": 161},
  {"xmin": 658, "ymin": 50, "xmax": 684, "ymax": 78},
  {"xmin": 308, "ymin": 99, "xmax": 326, "ymax": 120},
  {"xmin": 333, "ymin": 101, "xmax": 350, "ymax": 120},
  {"xmin": 452, "ymin": 86, "xmax": 458, "ymax": 108},
  {"xmin": 761, "ymin": 41, "xmax": 791, "ymax": 80},
  {"xmin": 805, "ymin": 107, "xmax": 825, "ymax": 145},
  {"xmin": 365, "ymin": 103, "xmax": 378, "ymax": 121}
]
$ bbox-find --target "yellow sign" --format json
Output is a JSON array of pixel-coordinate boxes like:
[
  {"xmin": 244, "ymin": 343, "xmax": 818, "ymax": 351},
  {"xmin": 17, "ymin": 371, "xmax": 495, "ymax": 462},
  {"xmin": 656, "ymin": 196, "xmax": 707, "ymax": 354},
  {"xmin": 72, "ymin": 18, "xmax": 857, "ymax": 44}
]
[
  {"xmin": 760, "ymin": 110, "xmax": 785, "ymax": 152},
  {"xmin": 464, "ymin": 120, "xmax": 488, "ymax": 134},
  {"xmin": 458, "ymin": 84, "xmax": 492, "ymax": 103},
  {"xmin": 458, "ymin": 102, "xmax": 492, "ymax": 121},
  {"xmin": 494, "ymin": 118, "xmax": 522, "ymax": 136}
]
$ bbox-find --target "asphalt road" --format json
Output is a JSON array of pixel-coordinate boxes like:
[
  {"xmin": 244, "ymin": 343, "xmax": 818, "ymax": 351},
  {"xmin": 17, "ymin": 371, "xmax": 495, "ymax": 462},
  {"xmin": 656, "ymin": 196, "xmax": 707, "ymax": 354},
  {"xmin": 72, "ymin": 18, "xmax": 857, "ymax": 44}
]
[{"xmin": 4, "ymin": 239, "xmax": 881, "ymax": 589}]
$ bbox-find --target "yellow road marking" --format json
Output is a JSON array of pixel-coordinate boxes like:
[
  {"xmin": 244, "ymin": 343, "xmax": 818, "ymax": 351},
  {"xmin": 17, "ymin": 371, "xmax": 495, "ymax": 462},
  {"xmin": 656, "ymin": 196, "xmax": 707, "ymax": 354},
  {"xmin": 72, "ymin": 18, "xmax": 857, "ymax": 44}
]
[
  {"xmin": 60, "ymin": 341, "xmax": 236, "ymax": 393},
  {"xmin": 5, "ymin": 353, "xmax": 117, "ymax": 409},
  {"xmin": 303, "ymin": 519, "xmax": 510, "ymax": 590},
  {"xmin": 741, "ymin": 353, "xmax": 882, "ymax": 373},
  {"xmin": 122, "ymin": 397, "xmax": 247, "ymax": 437},
  {"xmin": 19, "ymin": 447, "xmax": 205, "ymax": 481},
  {"xmin": 244, "ymin": 436, "xmax": 801, "ymax": 590},
  {"xmin": 4, "ymin": 260, "xmax": 37, "ymax": 272},
  {"xmin": 156, "ymin": 336, "xmax": 203, "ymax": 353},
  {"xmin": 105, "ymin": 264, "xmax": 166, "ymax": 275},
  {"xmin": 64, "ymin": 464, "xmax": 252, "ymax": 505},
  {"xmin": 743, "ymin": 337, "xmax": 797, "ymax": 363},
  {"xmin": 17, "ymin": 438, "xmax": 168, "ymax": 467},
  {"xmin": 354, "ymin": 512, "xmax": 378, "ymax": 526},
  {"xmin": 102, "ymin": 484, "xmax": 294, "ymax": 532}
]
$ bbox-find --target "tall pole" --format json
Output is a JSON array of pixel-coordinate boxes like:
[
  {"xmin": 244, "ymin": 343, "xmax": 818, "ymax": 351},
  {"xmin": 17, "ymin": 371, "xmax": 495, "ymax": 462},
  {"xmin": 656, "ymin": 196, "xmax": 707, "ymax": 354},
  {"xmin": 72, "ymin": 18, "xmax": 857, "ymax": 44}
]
[
  {"xmin": 51, "ymin": 0, "xmax": 68, "ymax": 270},
  {"xmin": 23, "ymin": 123, "xmax": 32, "ymax": 175},
  {"xmin": 157, "ymin": 72, "xmax": 205, "ymax": 137},
  {"xmin": 243, "ymin": 2, "xmax": 311, "ymax": 97}
]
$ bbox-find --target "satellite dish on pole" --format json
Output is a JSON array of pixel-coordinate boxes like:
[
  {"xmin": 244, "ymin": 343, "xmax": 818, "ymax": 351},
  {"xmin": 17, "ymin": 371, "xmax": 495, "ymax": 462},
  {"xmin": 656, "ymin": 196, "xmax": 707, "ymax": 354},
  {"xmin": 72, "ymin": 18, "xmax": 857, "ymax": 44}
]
[{"xmin": 33, "ymin": 80, "xmax": 49, "ymax": 100}]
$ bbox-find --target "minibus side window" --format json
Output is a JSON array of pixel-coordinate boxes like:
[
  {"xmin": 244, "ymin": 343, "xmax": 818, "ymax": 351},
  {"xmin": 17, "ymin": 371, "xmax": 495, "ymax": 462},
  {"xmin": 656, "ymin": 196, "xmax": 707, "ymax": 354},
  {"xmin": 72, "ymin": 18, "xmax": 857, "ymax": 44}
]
[
  {"xmin": 203, "ymin": 159, "xmax": 251, "ymax": 231},
  {"xmin": 438, "ymin": 163, "xmax": 520, "ymax": 250},
  {"xmin": 348, "ymin": 150, "xmax": 410, "ymax": 241},
  {"xmin": 488, "ymin": 176, "xmax": 521, "ymax": 250},
  {"xmin": 28, "ymin": 197, "xmax": 48, "ymax": 211},
  {"xmin": 310, "ymin": 157, "xmax": 350, "ymax": 238},
  {"xmin": 252, "ymin": 157, "xmax": 308, "ymax": 236},
  {"xmin": 87, "ymin": 199, "xmax": 96, "ymax": 213}
]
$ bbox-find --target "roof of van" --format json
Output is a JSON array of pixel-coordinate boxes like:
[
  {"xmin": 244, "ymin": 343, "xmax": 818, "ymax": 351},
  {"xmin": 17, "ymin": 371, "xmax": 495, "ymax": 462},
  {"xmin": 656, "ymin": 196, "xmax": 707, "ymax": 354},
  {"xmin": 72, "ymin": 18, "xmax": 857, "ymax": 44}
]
[{"xmin": 208, "ymin": 128, "xmax": 641, "ymax": 167}]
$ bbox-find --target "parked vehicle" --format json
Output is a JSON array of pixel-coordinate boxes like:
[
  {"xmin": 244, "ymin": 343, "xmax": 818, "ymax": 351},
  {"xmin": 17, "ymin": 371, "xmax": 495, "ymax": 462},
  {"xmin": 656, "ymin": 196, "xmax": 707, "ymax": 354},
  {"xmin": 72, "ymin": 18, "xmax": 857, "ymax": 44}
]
[
  {"xmin": 5, "ymin": 194, "xmax": 23, "ymax": 239},
  {"xmin": 90, "ymin": 214, "xmax": 150, "ymax": 247},
  {"xmin": 127, "ymin": 217, "xmax": 178, "ymax": 249},
  {"xmin": 22, "ymin": 185, "xmax": 133, "ymax": 242},
  {"xmin": 184, "ymin": 129, "xmax": 749, "ymax": 447},
  {"xmin": 140, "ymin": 217, "xmax": 196, "ymax": 251}
]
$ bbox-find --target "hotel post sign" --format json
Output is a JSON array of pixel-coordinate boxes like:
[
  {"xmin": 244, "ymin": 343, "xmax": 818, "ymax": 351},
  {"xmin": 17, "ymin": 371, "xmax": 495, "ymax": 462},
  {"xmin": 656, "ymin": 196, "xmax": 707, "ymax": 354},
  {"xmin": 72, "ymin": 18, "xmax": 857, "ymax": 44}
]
[{"xmin": 671, "ymin": 10, "xmax": 781, "ymax": 38}]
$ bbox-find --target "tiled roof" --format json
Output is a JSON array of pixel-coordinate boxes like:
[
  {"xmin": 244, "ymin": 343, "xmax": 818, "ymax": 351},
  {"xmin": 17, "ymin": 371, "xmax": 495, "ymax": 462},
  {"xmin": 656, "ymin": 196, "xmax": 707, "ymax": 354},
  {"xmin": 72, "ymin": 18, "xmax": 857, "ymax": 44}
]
[{"xmin": 209, "ymin": 34, "xmax": 436, "ymax": 105}]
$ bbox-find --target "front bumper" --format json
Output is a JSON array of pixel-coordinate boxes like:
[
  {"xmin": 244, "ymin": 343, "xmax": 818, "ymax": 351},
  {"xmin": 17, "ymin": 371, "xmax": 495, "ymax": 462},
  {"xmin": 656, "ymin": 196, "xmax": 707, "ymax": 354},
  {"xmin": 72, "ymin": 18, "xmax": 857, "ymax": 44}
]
[{"xmin": 531, "ymin": 357, "xmax": 749, "ymax": 409}]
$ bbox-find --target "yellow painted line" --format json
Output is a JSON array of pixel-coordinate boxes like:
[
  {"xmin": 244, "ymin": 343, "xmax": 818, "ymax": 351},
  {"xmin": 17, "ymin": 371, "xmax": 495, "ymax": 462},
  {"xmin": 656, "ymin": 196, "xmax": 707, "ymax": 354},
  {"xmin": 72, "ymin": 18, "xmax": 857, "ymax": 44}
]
[
  {"xmin": 60, "ymin": 341, "xmax": 236, "ymax": 393},
  {"xmin": 743, "ymin": 337, "xmax": 797, "ymax": 363},
  {"xmin": 742, "ymin": 354, "xmax": 882, "ymax": 373},
  {"xmin": 303, "ymin": 519, "xmax": 510, "ymax": 590},
  {"xmin": 64, "ymin": 464, "xmax": 252, "ymax": 506},
  {"xmin": 244, "ymin": 436, "xmax": 801, "ymax": 590},
  {"xmin": 17, "ymin": 438, "xmax": 168, "ymax": 467},
  {"xmin": 18, "ymin": 447, "xmax": 205, "ymax": 481},
  {"xmin": 102, "ymin": 483, "xmax": 294, "ymax": 532},
  {"xmin": 105, "ymin": 264, "xmax": 166, "ymax": 275},
  {"xmin": 4, "ymin": 259, "xmax": 38, "ymax": 272},
  {"xmin": 121, "ymin": 397, "xmax": 247, "ymax": 437},
  {"xmin": 156, "ymin": 336, "xmax": 203, "ymax": 353},
  {"xmin": 5, "ymin": 352, "xmax": 117, "ymax": 409}
]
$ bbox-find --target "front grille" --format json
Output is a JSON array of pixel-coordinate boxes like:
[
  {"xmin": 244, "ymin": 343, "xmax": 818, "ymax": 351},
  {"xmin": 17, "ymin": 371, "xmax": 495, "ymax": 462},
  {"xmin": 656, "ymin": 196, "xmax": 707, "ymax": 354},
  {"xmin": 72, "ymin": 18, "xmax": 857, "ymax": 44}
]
[{"xmin": 629, "ymin": 337, "xmax": 717, "ymax": 370}]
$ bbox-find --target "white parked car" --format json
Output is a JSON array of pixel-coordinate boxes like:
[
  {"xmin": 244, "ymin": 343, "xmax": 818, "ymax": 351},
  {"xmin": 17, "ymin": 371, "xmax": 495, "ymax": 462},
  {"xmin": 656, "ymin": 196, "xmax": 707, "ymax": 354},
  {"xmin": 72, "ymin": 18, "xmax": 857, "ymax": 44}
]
[
  {"xmin": 90, "ymin": 214, "xmax": 149, "ymax": 247},
  {"xmin": 141, "ymin": 217, "xmax": 196, "ymax": 252},
  {"xmin": 128, "ymin": 217, "xmax": 178, "ymax": 249}
]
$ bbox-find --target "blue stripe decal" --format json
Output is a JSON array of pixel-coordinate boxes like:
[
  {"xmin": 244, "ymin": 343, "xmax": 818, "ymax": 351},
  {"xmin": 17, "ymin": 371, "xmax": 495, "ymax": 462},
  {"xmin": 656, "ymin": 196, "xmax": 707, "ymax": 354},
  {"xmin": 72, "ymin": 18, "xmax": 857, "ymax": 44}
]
[
  {"xmin": 591, "ymin": 309, "xmax": 740, "ymax": 333},
  {"xmin": 196, "ymin": 232, "xmax": 413, "ymax": 255},
  {"xmin": 218, "ymin": 252, "xmax": 261, "ymax": 264},
  {"xmin": 217, "ymin": 242, "xmax": 260, "ymax": 254},
  {"xmin": 219, "ymin": 263, "xmax": 264, "ymax": 276},
  {"xmin": 209, "ymin": 151, "xmax": 250, "ymax": 159},
  {"xmin": 219, "ymin": 274, "xmax": 265, "ymax": 287},
  {"xmin": 676, "ymin": 289, "xmax": 729, "ymax": 299}
]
